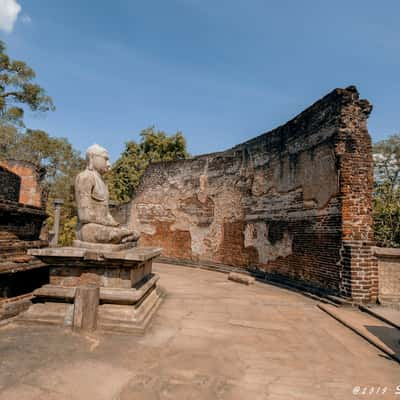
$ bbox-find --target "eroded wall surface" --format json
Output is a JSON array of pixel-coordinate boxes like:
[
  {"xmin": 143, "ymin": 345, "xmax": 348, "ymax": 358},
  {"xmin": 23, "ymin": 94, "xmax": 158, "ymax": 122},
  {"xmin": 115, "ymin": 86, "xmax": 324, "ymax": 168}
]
[
  {"xmin": 0, "ymin": 166, "xmax": 21, "ymax": 203},
  {"xmin": 127, "ymin": 86, "xmax": 377, "ymax": 301},
  {"xmin": 0, "ymin": 160, "xmax": 46, "ymax": 208}
]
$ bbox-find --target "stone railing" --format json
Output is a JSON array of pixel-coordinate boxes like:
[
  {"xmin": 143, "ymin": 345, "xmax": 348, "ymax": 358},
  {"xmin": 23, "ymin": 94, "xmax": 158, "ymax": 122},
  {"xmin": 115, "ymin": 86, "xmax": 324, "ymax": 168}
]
[{"xmin": 374, "ymin": 247, "xmax": 400, "ymax": 306}]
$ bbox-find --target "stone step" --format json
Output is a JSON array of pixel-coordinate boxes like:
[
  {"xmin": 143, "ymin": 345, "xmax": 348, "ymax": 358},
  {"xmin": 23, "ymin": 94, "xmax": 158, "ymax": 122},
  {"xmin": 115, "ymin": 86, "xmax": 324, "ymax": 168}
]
[
  {"xmin": 18, "ymin": 302, "xmax": 74, "ymax": 327},
  {"xmin": 325, "ymin": 295, "xmax": 354, "ymax": 307},
  {"xmin": 34, "ymin": 275, "xmax": 160, "ymax": 305}
]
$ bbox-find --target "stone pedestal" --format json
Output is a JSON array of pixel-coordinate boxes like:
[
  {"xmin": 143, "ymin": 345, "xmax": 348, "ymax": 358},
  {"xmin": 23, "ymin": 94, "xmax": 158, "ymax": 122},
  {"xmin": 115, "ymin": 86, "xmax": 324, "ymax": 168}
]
[{"xmin": 20, "ymin": 243, "xmax": 164, "ymax": 334}]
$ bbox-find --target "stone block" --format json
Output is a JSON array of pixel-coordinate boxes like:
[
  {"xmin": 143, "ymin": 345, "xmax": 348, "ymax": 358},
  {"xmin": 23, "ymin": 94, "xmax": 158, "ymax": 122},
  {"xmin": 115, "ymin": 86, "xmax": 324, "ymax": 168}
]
[
  {"xmin": 73, "ymin": 285, "xmax": 99, "ymax": 332},
  {"xmin": 374, "ymin": 247, "xmax": 400, "ymax": 305},
  {"xmin": 228, "ymin": 272, "xmax": 255, "ymax": 285}
]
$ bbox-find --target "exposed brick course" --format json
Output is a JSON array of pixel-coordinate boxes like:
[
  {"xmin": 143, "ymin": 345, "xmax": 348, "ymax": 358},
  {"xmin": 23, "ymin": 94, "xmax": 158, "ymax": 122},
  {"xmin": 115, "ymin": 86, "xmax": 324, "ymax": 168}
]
[
  {"xmin": 0, "ymin": 166, "xmax": 20, "ymax": 202},
  {"xmin": 0, "ymin": 159, "xmax": 46, "ymax": 208}
]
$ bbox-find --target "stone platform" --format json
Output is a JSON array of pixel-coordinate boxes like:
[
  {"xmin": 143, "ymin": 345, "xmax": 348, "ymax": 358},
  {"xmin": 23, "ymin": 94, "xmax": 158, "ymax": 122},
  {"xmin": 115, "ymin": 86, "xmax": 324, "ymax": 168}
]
[
  {"xmin": 1, "ymin": 263, "xmax": 399, "ymax": 400},
  {"xmin": 20, "ymin": 244, "xmax": 164, "ymax": 333}
]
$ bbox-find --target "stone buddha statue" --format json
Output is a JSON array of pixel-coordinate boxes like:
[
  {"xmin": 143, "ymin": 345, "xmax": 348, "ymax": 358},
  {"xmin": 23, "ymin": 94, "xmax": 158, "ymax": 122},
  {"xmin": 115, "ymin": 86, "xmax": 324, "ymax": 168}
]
[{"xmin": 74, "ymin": 144, "xmax": 139, "ymax": 244}]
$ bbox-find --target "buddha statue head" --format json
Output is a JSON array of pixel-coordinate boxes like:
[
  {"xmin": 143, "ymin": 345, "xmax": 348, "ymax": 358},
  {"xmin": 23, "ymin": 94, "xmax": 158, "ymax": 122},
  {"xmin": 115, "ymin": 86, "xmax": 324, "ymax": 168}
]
[{"xmin": 86, "ymin": 144, "xmax": 111, "ymax": 175}]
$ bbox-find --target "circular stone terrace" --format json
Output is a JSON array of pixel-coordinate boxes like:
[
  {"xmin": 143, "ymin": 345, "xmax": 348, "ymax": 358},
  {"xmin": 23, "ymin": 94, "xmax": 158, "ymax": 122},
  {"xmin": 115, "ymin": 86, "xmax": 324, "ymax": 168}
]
[{"xmin": 0, "ymin": 263, "xmax": 398, "ymax": 400}]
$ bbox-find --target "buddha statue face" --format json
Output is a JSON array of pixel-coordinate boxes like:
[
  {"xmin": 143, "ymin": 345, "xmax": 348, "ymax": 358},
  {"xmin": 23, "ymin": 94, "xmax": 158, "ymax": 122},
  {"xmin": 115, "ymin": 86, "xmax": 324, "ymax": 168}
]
[{"xmin": 86, "ymin": 144, "xmax": 111, "ymax": 175}]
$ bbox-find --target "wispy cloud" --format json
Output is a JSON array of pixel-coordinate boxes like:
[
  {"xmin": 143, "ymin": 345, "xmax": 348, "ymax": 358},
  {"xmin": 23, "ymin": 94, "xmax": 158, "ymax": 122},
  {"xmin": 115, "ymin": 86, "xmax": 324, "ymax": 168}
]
[
  {"xmin": 21, "ymin": 14, "xmax": 31, "ymax": 25},
  {"xmin": 0, "ymin": 0, "xmax": 21, "ymax": 33}
]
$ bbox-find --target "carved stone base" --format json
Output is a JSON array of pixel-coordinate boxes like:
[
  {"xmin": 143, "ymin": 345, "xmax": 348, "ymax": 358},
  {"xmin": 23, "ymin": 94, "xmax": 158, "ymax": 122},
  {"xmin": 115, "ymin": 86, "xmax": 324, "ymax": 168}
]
[{"xmin": 20, "ymin": 246, "xmax": 164, "ymax": 333}]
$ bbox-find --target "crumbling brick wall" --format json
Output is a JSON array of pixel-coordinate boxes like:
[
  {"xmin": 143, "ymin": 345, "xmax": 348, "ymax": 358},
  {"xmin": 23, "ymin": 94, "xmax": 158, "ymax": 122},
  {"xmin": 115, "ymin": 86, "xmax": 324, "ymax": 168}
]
[
  {"xmin": 127, "ymin": 86, "xmax": 377, "ymax": 302},
  {"xmin": 0, "ymin": 160, "xmax": 46, "ymax": 208},
  {"xmin": 0, "ymin": 166, "xmax": 21, "ymax": 202}
]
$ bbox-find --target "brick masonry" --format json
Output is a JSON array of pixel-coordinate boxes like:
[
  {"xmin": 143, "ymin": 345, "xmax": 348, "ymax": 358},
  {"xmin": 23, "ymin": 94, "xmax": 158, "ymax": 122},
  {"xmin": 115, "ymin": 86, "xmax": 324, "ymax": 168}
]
[
  {"xmin": 0, "ymin": 166, "xmax": 21, "ymax": 203},
  {"xmin": 122, "ymin": 86, "xmax": 377, "ymax": 302},
  {"xmin": 0, "ymin": 160, "xmax": 48, "ymax": 306},
  {"xmin": 0, "ymin": 159, "xmax": 46, "ymax": 208}
]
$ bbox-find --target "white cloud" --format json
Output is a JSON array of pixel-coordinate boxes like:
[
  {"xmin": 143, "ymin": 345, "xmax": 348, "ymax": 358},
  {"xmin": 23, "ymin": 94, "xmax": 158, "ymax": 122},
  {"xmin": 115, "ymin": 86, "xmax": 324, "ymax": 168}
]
[
  {"xmin": 21, "ymin": 14, "xmax": 31, "ymax": 24},
  {"xmin": 0, "ymin": 0, "xmax": 21, "ymax": 33}
]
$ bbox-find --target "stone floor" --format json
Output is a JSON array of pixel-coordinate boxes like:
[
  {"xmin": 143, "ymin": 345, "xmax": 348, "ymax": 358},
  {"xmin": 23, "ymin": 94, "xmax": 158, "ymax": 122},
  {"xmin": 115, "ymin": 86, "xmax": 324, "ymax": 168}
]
[{"xmin": 0, "ymin": 263, "xmax": 399, "ymax": 400}]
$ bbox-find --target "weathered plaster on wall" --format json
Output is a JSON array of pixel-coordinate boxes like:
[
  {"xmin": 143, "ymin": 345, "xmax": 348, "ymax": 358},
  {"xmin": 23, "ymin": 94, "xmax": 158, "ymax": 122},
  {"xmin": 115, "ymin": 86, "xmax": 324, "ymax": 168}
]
[
  {"xmin": 244, "ymin": 222, "xmax": 293, "ymax": 263},
  {"xmin": 129, "ymin": 167, "xmax": 245, "ymax": 261}
]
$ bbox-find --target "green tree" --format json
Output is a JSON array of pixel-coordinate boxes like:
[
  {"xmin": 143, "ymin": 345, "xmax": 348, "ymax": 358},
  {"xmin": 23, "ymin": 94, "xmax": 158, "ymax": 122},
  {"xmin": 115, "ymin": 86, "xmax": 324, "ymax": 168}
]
[
  {"xmin": 108, "ymin": 126, "xmax": 189, "ymax": 202},
  {"xmin": 0, "ymin": 40, "xmax": 54, "ymax": 127},
  {"xmin": 0, "ymin": 124, "xmax": 18, "ymax": 155},
  {"xmin": 1, "ymin": 128, "xmax": 83, "ymax": 181},
  {"xmin": 373, "ymin": 134, "xmax": 400, "ymax": 247}
]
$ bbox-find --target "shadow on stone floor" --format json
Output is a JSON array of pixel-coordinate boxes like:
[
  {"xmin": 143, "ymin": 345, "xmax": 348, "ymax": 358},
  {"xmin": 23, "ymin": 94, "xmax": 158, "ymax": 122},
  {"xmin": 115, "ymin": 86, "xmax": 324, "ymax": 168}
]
[{"xmin": 365, "ymin": 325, "xmax": 400, "ymax": 360}]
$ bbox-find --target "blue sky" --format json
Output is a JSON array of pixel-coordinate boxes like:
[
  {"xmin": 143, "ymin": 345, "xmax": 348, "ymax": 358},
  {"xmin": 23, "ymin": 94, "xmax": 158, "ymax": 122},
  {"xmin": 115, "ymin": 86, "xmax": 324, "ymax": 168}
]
[{"xmin": 1, "ymin": 0, "xmax": 399, "ymax": 161}]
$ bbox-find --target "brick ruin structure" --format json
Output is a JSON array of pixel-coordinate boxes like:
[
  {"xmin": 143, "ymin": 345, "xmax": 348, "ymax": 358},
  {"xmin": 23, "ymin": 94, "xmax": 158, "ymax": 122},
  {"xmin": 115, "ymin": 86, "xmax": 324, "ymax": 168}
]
[
  {"xmin": 0, "ymin": 160, "xmax": 48, "ymax": 320},
  {"xmin": 123, "ymin": 86, "xmax": 377, "ymax": 303}
]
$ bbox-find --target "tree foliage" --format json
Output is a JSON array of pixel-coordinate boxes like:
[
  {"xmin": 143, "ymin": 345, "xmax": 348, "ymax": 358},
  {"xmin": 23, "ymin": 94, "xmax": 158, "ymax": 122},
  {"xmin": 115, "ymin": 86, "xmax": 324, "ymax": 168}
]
[
  {"xmin": 0, "ymin": 128, "xmax": 83, "ymax": 182},
  {"xmin": 0, "ymin": 40, "xmax": 54, "ymax": 127},
  {"xmin": 108, "ymin": 126, "xmax": 189, "ymax": 203},
  {"xmin": 373, "ymin": 134, "xmax": 400, "ymax": 247}
]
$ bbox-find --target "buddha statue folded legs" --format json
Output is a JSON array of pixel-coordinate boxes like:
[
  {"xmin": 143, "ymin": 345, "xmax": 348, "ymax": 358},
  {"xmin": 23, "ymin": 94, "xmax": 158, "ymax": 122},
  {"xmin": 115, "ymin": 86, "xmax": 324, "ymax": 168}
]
[{"xmin": 77, "ymin": 223, "xmax": 139, "ymax": 244}]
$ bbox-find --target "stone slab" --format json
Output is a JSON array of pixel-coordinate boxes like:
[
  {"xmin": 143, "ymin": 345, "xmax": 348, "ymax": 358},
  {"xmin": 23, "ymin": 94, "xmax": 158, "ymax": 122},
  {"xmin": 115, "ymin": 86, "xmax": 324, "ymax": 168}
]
[
  {"xmin": 34, "ymin": 274, "xmax": 160, "ymax": 305},
  {"xmin": 19, "ymin": 302, "xmax": 74, "ymax": 326},
  {"xmin": 73, "ymin": 240, "xmax": 137, "ymax": 251},
  {"xmin": 28, "ymin": 246, "xmax": 162, "ymax": 266},
  {"xmin": 0, "ymin": 294, "xmax": 32, "ymax": 321}
]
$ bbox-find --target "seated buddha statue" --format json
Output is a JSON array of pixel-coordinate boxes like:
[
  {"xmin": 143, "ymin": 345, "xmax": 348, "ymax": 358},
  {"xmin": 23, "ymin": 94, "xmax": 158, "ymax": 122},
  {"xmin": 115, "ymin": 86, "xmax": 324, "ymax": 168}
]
[{"xmin": 74, "ymin": 144, "xmax": 139, "ymax": 244}]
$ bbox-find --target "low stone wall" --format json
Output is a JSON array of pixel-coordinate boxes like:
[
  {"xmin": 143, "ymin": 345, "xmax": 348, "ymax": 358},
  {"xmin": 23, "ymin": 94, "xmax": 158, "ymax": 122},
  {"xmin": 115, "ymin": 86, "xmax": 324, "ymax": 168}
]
[
  {"xmin": 374, "ymin": 247, "xmax": 400, "ymax": 305},
  {"xmin": 125, "ymin": 86, "xmax": 378, "ymax": 302}
]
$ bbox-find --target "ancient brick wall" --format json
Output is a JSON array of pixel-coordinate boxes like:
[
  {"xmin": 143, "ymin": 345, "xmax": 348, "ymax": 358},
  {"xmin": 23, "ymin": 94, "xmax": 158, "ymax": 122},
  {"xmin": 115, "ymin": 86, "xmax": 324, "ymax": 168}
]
[
  {"xmin": 0, "ymin": 159, "xmax": 48, "ymax": 305},
  {"xmin": 0, "ymin": 166, "xmax": 21, "ymax": 202},
  {"xmin": 0, "ymin": 160, "xmax": 46, "ymax": 208},
  {"xmin": 127, "ymin": 86, "xmax": 377, "ymax": 302}
]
